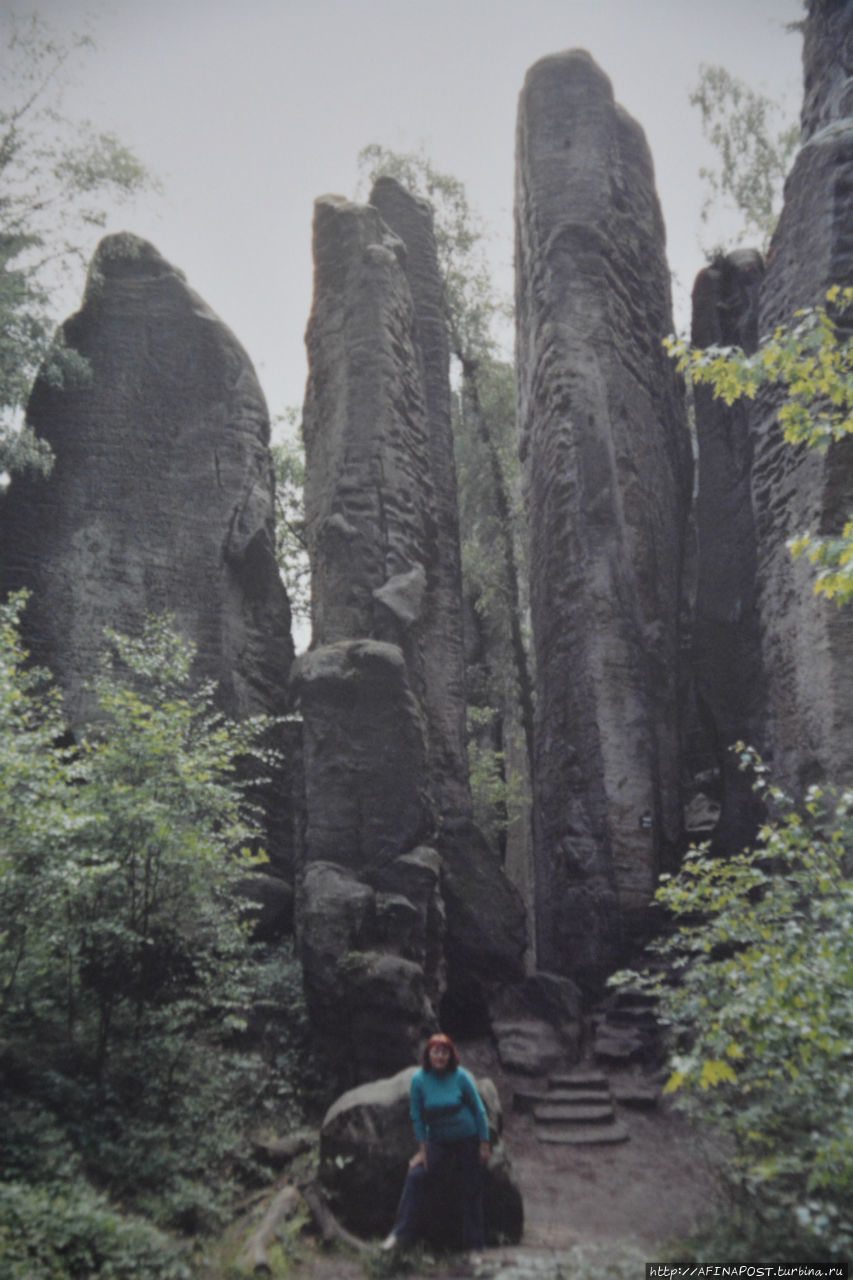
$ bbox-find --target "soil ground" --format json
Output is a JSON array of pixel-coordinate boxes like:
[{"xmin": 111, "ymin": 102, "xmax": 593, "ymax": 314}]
[{"xmin": 278, "ymin": 1037, "xmax": 724, "ymax": 1280}]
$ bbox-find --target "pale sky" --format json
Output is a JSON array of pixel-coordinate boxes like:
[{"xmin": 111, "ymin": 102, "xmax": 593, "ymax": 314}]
[{"xmin": 3, "ymin": 0, "xmax": 804, "ymax": 428}]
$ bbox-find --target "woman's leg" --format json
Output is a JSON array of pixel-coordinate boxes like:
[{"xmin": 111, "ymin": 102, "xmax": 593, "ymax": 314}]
[
  {"xmin": 390, "ymin": 1140, "xmax": 446, "ymax": 1245},
  {"xmin": 457, "ymin": 1135, "xmax": 485, "ymax": 1250}
]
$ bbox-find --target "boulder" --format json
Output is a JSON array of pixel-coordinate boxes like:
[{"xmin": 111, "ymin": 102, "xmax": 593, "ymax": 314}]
[
  {"xmin": 489, "ymin": 971, "xmax": 583, "ymax": 1072},
  {"xmin": 515, "ymin": 50, "xmax": 692, "ymax": 990},
  {"xmin": 319, "ymin": 1066, "xmax": 523, "ymax": 1248}
]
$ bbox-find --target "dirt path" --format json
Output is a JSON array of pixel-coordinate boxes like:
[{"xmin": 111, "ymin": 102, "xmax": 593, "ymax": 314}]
[{"xmin": 285, "ymin": 1038, "xmax": 722, "ymax": 1280}]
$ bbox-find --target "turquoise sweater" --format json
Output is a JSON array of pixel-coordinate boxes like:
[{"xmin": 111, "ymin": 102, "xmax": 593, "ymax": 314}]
[{"xmin": 409, "ymin": 1066, "xmax": 490, "ymax": 1144}]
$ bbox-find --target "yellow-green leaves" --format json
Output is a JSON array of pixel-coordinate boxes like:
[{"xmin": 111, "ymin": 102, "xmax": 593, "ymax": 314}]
[{"xmin": 667, "ymin": 286, "xmax": 853, "ymax": 604}]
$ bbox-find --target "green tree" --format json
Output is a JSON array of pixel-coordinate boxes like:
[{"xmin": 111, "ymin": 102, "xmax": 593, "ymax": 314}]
[
  {"xmin": 667, "ymin": 285, "xmax": 853, "ymax": 602},
  {"xmin": 691, "ymin": 62, "xmax": 799, "ymax": 254},
  {"xmin": 358, "ymin": 146, "xmax": 534, "ymax": 847},
  {"xmin": 271, "ymin": 419, "xmax": 310, "ymax": 625},
  {"xmin": 0, "ymin": 12, "xmax": 154, "ymax": 477},
  {"xmin": 614, "ymin": 752, "xmax": 853, "ymax": 1260}
]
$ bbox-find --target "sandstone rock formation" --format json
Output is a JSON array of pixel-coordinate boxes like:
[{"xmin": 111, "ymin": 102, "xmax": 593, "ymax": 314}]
[
  {"xmin": 515, "ymin": 51, "xmax": 692, "ymax": 991},
  {"xmin": 0, "ymin": 233, "xmax": 296, "ymax": 878},
  {"xmin": 748, "ymin": 0, "xmax": 853, "ymax": 798},
  {"xmin": 690, "ymin": 249, "xmax": 767, "ymax": 852},
  {"xmin": 319, "ymin": 1066, "xmax": 523, "ymax": 1247},
  {"xmin": 296, "ymin": 190, "xmax": 525, "ymax": 1070}
]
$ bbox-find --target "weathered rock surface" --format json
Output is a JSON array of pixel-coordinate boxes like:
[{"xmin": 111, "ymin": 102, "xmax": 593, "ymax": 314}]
[
  {"xmin": 369, "ymin": 176, "xmax": 472, "ymax": 825},
  {"xmin": 0, "ymin": 233, "xmax": 292, "ymax": 726},
  {"xmin": 801, "ymin": 0, "xmax": 853, "ymax": 142},
  {"xmin": 690, "ymin": 250, "xmax": 767, "ymax": 852},
  {"xmin": 515, "ymin": 51, "xmax": 692, "ymax": 991},
  {"xmin": 319, "ymin": 1066, "xmax": 523, "ymax": 1247},
  {"xmin": 749, "ymin": 1, "xmax": 853, "ymax": 798},
  {"xmin": 0, "ymin": 232, "xmax": 296, "ymax": 876},
  {"xmin": 297, "ymin": 192, "xmax": 525, "ymax": 1064},
  {"xmin": 489, "ymin": 972, "xmax": 583, "ymax": 1073}
]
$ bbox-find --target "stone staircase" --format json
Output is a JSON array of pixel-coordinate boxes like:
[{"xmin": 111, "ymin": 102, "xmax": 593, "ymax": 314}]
[{"xmin": 513, "ymin": 1070, "xmax": 629, "ymax": 1145}]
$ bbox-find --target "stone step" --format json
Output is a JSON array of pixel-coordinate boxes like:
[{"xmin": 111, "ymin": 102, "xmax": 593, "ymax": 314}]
[
  {"xmin": 604, "ymin": 1007, "xmax": 659, "ymax": 1027},
  {"xmin": 612, "ymin": 1083, "xmax": 661, "ymax": 1110},
  {"xmin": 533, "ymin": 1103, "xmax": 615, "ymax": 1125},
  {"xmin": 536, "ymin": 1120, "xmax": 630, "ymax": 1145},
  {"xmin": 547, "ymin": 1072, "xmax": 609, "ymax": 1092},
  {"xmin": 514, "ymin": 1088, "xmax": 610, "ymax": 1112}
]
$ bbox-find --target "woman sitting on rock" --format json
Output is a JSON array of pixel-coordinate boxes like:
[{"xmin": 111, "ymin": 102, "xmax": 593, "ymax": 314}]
[{"xmin": 381, "ymin": 1032, "xmax": 491, "ymax": 1254}]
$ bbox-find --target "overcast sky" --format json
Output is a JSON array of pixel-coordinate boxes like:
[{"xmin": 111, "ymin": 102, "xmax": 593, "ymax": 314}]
[{"xmin": 4, "ymin": 0, "xmax": 804, "ymax": 428}]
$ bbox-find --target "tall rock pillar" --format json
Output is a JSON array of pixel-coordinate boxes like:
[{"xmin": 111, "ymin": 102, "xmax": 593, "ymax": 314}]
[
  {"xmin": 690, "ymin": 250, "xmax": 767, "ymax": 853},
  {"xmin": 296, "ymin": 190, "xmax": 525, "ymax": 1078},
  {"xmin": 748, "ymin": 0, "xmax": 853, "ymax": 796},
  {"xmin": 515, "ymin": 51, "xmax": 692, "ymax": 991}
]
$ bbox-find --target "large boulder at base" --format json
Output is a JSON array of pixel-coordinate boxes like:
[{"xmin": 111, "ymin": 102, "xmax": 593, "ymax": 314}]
[
  {"xmin": 689, "ymin": 249, "xmax": 767, "ymax": 853},
  {"xmin": 515, "ymin": 51, "xmax": 692, "ymax": 991},
  {"xmin": 748, "ymin": 1, "xmax": 853, "ymax": 799},
  {"xmin": 319, "ymin": 1066, "xmax": 523, "ymax": 1248}
]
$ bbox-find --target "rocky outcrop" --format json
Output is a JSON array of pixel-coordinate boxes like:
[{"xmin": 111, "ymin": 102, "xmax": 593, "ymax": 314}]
[
  {"xmin": 296, "ymin": 193, "xmax": 525, "ymax": 1069},
  {"xmin": 690, "ymin": 250, "xmax": 767, "ymax": 852},
  {"xmin": 748, "ymin": 0, "xmax": 853, "ymax": 798},
  {"xmin": 515, "ymin": 51, "xmax": 692, "ymax": 991},
  {"xmin": 0, "ymin": 233, "xmax": 296, "ymax": 877},
  {"xmin": 369, "ymin": 176, "xmax": 472, "ymax": 825},
  {"xmin": 319, "ymin": 1066, "xmax": 523, "ymax": 1247}
]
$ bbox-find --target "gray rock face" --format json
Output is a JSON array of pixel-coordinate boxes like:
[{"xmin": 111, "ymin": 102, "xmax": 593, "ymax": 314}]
[
  {"xmin": 0, "ymin": 234, "xmax": 293, "ymax": 730},
  {"xmin": 690, "ymin": 250, "xmax": 767, "ymax": 852},
  {"xmin": 749, "ymin": 3, "xmax": 853, "ymax": 798},
  {"xmin": 515, "ymin": 51, "xmax": 692, "ymax": 991},
  {"xmin": 801, "ymin": 0, "xmax": 853, "ymax": 142},
  {"xmin": 0, "ymin": 234, "xmax": 296, "ymax": 880},
  {"xmin": 297, "ymin": 194, "xmax": 525, "ymax": 1066},
  {"xmin": 319, "ymin": 1066, "xmax": 523, "ymax": 1247},
  {"xmin": 369, "ymin": 176, "xmax": 472, "ymax": 825}
]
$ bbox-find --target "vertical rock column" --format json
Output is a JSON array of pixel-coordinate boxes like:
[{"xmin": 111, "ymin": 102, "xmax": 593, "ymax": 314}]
[
  {"xmin": 515, "ymin": 51, "xmax": 692, "ymax": 991},
  {"xmin": 748, "ymin": 0, "xmax": 853, "ymax": 796},
  {"xmin": 0, "ymin": 234, "xmax": 296, "ymax": 894},
  {"xmin": 296, "ymin": 192, "xmax": 525, "ymax": 1077},
  {"xmin": 690, "ymin": 250, "xmax": 767, "ymax": 852}
]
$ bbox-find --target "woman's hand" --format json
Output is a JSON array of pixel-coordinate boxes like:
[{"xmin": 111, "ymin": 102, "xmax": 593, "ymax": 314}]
[
  {"xmin": 479, "ymin": 1140, "xmax": 491, "ymax": 1166},
  {"xmin": 409, "ymin": 1142, "xmax": 428, "ymax": 1171}
]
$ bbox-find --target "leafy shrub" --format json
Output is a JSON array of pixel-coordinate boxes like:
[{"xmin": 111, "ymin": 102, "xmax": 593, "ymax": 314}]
[
  {"xmin": 614, "ymin": 751, "xmax": 853, "ymax": 1260},
  {"xmin": 0, "ymin": 599, "xmax": 324, "ymax": 1250},
  {"xmin": 0, "ymin": 1180, "xmax": 190, "ymax": 1280}
]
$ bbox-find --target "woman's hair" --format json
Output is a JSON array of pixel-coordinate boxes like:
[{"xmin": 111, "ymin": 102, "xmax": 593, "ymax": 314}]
[{"xmin": 422, "ymin": 1032, "xmax": 459, "ymax": 1073}]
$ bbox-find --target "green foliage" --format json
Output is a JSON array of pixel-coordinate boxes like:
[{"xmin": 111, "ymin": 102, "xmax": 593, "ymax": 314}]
[
  {"xmin": 271, "ymin": 418, "xmax": 310, "ymax": 624},
  {"xmin": 0, "ymin": 11, "xmax": 155, "ymax": 476},
  {"xmin": 0, "ymin": 1180, "xmax": 191, "ymax": 1280},
  {"xmin": 358, "ymin": 143, "xmax": 508, "ymax": 364},
  {"xmin": 614, "ymin": 750, "xmax": 853, "ymax": 1260},
  {"xmin": 666, "ymin": 286, "xmax": 853, "ymax": 602},
  {"xmin": 0, "ymin": 599, "xmax": 325, "ymax": 1257},
  {"xmin": 691, "ymin": 63, "xmax": 799, "ymax": 253}
]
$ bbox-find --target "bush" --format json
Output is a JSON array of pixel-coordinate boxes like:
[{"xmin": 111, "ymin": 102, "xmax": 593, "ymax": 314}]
[
  {"xmin": 614, "ymin": 751, "xmax": 853, "ymax": 1260},
  {"xmin": 0, "ymin": 1180, "xmax": 191, "ymax": 1280},
  {"xmin": 0, "ymin": 599, "xmax": 323, "ymax": 1251}
]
